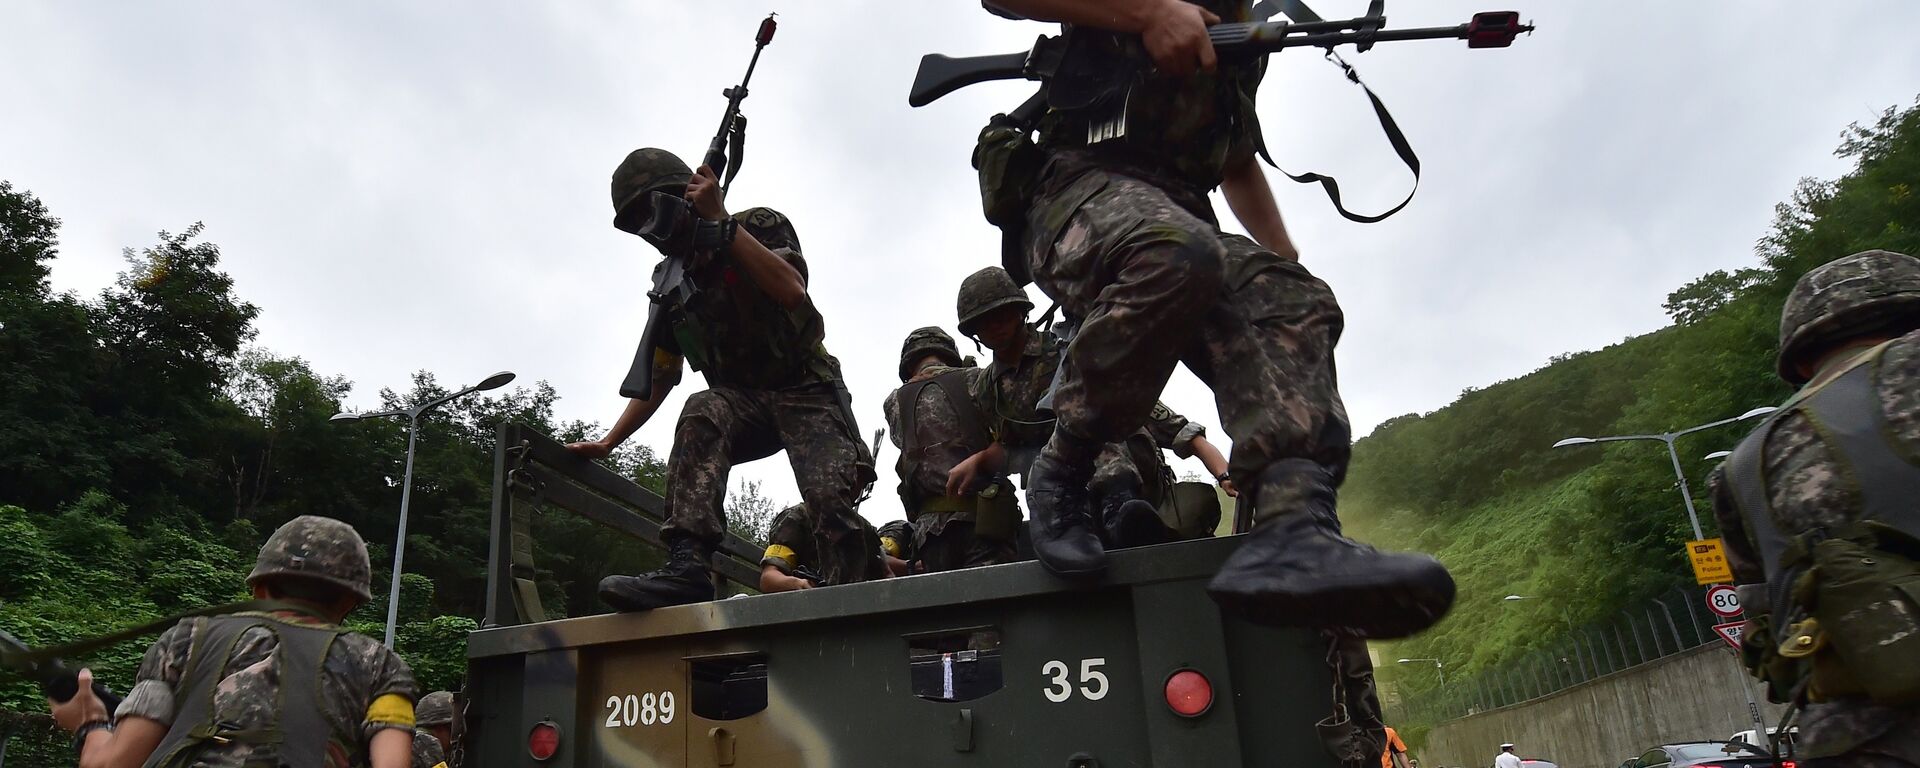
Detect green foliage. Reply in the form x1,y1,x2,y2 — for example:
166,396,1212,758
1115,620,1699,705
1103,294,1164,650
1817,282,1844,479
1364,97,1920,723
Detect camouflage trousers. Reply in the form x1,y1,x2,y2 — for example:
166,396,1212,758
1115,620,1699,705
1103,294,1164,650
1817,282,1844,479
1024,167,1350,521
1799,701,1920,766
665,381,882,584
912,516,1019,573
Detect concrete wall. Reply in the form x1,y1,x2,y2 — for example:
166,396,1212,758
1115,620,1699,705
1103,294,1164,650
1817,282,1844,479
1416,644,1787,768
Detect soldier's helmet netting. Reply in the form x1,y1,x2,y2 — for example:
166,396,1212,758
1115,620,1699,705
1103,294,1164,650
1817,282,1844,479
610,147,693,216
416,691,457,726
898,326,964,380
1778,249,1920,384
956,267,1033,335
247,515,374,602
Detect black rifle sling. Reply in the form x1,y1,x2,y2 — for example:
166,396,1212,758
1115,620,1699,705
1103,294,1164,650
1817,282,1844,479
1258,50,1421,224
725,114,747,190
144,616,343,768
2,599,326,668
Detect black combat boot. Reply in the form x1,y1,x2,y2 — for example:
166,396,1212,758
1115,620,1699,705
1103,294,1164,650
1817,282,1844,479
598,536,715,612
1025,447,1107,581
1101,493,1174,549
1208,459,1454,638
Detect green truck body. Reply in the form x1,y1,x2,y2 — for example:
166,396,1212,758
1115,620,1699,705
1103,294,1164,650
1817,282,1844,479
466,424,1343,767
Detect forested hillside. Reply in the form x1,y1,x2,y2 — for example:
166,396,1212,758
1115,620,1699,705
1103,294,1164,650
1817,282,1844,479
0,180,793,762
1352,97,1920,726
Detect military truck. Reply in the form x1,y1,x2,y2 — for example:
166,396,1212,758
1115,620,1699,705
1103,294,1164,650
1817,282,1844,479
461,424,1349,767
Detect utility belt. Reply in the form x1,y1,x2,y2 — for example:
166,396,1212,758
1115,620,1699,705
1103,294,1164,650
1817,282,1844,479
913,479,1020,543
1742,522,1920,708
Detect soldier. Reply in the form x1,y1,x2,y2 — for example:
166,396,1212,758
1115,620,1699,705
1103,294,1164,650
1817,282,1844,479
1710,250,1920,766
48,515,418,768
412,691,455,768
571,148,883,611
760,506,913,593
884,326,1019,571
974,0,1453,638
953,267,1233,550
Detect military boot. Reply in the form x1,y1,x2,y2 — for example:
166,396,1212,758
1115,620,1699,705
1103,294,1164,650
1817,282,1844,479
1208,459,1454,638
1026,448,1107,580
1101,493,1174,550
598,536,715,612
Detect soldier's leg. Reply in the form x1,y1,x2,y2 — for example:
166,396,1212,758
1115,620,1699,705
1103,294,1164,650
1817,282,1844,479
1090,441,1171,549
1199,235,1453,638
601,387,778,611
772,382,883,585
1022,170,1228,578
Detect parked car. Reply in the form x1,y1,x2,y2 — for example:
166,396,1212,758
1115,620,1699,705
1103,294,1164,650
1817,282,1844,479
1730,727,1799,758
1622,741,1792,768
1519,760,1560,768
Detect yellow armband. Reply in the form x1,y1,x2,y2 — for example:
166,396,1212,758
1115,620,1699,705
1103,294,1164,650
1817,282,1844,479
365,693,416,728
762,544,798,570
880,537,903,558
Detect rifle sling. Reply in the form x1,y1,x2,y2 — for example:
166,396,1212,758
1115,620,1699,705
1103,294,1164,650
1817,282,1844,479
1259,50,1420,224
0,600,330,667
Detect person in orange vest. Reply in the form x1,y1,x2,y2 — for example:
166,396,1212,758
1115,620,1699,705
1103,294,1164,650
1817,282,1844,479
1382,725,1410,768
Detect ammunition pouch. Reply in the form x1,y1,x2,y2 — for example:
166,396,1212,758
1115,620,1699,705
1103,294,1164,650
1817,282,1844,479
1794,526,1920,705
1739,612,1806,704
973,480,1021,542
972,113,1046,284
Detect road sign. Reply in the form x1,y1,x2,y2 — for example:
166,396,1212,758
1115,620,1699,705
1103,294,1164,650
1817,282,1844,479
1706,584,1742,617
1688,538,1731,585
1713,621,1744,650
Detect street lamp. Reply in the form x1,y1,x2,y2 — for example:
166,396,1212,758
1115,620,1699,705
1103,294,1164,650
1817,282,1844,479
1396,657,1446,686
334,370,515,647
1551,406,1777,540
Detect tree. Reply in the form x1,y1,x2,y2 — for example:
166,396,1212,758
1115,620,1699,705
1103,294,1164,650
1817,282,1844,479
726,480,782,544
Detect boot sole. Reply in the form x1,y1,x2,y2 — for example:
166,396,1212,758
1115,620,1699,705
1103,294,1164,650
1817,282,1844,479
598,580,713,613
1206,569,1456,639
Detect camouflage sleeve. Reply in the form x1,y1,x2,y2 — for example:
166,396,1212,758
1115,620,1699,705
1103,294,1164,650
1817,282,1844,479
1707,463,1765,587
114,620,197,725
412,728,447,768
1881,330,1920,446
361,644,420,740
1142,401,1206,458
883,389,905,449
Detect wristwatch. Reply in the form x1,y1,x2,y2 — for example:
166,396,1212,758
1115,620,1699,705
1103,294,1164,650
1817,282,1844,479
1215,471,1231,485
691,217,738,252
73,720,113,756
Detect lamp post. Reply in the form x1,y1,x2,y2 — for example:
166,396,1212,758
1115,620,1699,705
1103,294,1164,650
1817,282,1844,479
1551,406,1777,540
334,370,515,647
1396,657,1446,687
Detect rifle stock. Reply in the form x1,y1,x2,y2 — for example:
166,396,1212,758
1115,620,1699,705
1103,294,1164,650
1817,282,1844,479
908,51,1033,108
1,629,123,711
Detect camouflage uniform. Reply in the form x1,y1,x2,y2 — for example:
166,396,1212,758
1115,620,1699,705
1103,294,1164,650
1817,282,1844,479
413,691,453,768
760,504,821,579
639,203,882,585
411,729,446,768
1709,251,1920,765
114,516,418,768
885,361,1017,570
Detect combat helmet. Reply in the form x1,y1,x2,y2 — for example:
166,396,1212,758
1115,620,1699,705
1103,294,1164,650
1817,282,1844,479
416,691,456,727
898,326,963,381
1777,249,1920,384
956,266,1033,336
246,515,374,602
610,147,693,232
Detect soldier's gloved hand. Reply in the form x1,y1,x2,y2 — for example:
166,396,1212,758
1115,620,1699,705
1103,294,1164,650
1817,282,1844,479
1141,0,1220,76
685,166,729,222
565,439,613,459
49,668,109,732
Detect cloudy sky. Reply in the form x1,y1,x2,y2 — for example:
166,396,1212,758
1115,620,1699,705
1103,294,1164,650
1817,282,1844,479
5,1,1918,526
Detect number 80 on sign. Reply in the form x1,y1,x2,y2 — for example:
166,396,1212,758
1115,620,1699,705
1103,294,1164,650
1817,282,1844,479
1706,584,1741,618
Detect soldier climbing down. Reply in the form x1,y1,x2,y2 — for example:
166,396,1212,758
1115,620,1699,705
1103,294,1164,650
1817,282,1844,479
47,515,419,768
571,148,884,612
884,326,1019,571
1711,250,1920,766
411,691,455,768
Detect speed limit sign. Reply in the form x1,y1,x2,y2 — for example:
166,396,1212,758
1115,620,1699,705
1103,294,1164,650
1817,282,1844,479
1706,584,1742,617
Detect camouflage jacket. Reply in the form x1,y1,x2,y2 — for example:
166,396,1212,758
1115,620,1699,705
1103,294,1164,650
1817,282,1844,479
1035,0,1264,195
115,612,417,768
411,729,446,768
884,364,991,506
760,504,818,576
651,207,844,392
1709,330,1920,756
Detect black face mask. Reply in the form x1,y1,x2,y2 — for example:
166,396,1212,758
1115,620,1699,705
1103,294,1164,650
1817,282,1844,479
618,190,697,255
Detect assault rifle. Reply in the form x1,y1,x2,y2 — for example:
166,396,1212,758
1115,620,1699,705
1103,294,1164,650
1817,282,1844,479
619,14,779,400
1,629,123,711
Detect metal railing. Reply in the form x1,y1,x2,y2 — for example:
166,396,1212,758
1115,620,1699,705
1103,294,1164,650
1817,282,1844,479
1393,586,1730,725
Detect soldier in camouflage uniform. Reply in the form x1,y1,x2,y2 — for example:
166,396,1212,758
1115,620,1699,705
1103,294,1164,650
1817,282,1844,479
954,267,1233,549
979,0,1453,639
572,148,883,611
1709,250,1920,766
884,326,1019,571
49,515,419,768
411,691,454,768
760,506,914,593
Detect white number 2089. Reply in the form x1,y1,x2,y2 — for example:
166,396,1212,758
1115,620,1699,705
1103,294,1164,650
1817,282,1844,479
603,692,675,727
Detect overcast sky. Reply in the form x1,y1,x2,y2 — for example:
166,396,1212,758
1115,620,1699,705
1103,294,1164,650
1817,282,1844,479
6,1,1918,526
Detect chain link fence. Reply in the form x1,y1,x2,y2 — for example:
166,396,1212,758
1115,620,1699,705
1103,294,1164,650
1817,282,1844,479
1394,586,1734,725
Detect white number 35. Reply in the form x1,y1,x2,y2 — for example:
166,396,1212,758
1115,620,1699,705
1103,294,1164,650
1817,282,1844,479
1042,658,1110,703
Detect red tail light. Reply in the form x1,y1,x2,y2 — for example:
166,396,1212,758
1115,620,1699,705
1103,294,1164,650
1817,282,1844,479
1163,669,1213,717
1782,762,1796,768
528,720,560,761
